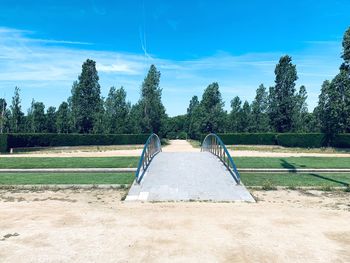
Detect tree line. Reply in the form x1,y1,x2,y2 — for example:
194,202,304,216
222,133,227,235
0,27,349,141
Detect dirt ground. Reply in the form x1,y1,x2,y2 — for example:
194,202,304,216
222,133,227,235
0,189,349,263
2,140,350,157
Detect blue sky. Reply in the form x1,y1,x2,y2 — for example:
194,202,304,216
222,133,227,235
0,0,349,116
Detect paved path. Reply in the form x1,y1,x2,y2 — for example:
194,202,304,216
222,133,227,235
126,152,255,202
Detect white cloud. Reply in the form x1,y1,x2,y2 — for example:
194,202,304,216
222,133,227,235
0,27,344,116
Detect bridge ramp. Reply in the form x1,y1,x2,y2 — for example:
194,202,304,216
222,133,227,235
126,152,254,202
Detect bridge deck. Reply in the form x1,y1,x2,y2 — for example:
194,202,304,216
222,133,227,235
126,152,254,202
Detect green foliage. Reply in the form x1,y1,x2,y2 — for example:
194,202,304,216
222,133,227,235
0,134,8,152
56,102,71,133
317,27,350,138
251,84,269,132
70,59,102,133
9,86,24,133
317,71,350,138
165,115,186,139
139,65,167,135
293,85,309,131
240,101,252,132
185,95,199,138
269,55,298,132
228,96,242,132
27,100,46,133
105,86,130,134
332,134,350,148
193,82,226,135
4,133,149,150
0,98,8,134
45,106,57,133
342,27,350,64
218,133,277,145
276,133,327,148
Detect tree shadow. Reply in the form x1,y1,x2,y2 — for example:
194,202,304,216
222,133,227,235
280,159,297,170
280,159,308,170
308,173,349,187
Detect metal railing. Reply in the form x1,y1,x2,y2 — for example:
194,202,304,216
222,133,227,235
201,133,241,184
135,133,162,184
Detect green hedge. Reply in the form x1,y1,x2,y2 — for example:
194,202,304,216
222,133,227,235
1,133,149,152
275,133,327,148
0,134,8,152
218,133,277,145
333,134,350,148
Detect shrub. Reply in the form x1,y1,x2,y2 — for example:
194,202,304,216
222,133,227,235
0,134,8,152
332,134,350,148
177,131,187,140
275,133,327,148
1,133,150,152
166,132,177,140
218,133,277,145
261,180,277,191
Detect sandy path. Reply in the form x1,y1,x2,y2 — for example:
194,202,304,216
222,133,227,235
0,189,349,262
1,140,350,157
162,139,199,152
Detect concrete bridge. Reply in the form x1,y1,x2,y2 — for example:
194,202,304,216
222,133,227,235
126,134,255,202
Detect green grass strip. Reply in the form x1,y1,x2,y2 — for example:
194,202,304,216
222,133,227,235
0,156,350,169
0,173,134,185
241,173,350,187
0,157,139,169
233,157,350,169
1,172,349,187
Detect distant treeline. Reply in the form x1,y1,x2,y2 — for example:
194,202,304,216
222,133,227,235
0,27,350,144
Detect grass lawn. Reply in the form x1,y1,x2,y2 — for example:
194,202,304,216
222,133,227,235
241,173,350,187
1,156,350,169
0,157,139,169
233,157,350,169
0,173,134,185
0,172,348,187
227,144,350,154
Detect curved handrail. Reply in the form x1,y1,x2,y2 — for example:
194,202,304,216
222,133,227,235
201,133,241,184
135,133,162,184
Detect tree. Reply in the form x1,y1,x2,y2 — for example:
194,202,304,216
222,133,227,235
317,27,350,138
105,86,130,133
269,55,298,132
240,101,252,132
185,95,199,137
197,82,226,134
27,101,46,133
293,85,309,132
126,103,142,134
46,106,57,133
251,84,269,132
139,65,167,135
228,96,242,132
0,98,7,133
342,26,350,66
71,59,102,133
9,86,24,133
56,102,71,133
165,115,187,138
26,99,35,132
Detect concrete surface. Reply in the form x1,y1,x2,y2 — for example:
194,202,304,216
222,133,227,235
126,152,255,202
